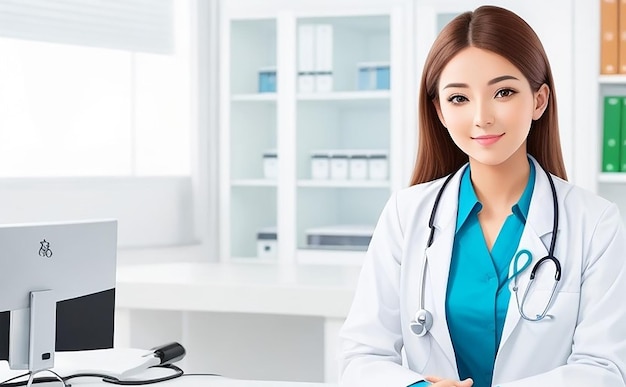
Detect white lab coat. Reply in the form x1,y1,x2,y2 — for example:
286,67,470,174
338,157,626,387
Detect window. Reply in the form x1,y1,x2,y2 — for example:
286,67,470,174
0,0,191,177
0,0,202,250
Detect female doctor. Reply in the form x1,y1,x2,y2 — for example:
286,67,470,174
338,5,626,387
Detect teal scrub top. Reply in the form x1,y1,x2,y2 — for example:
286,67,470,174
443,160,535,387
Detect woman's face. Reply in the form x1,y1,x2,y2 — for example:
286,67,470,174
434,47,549,167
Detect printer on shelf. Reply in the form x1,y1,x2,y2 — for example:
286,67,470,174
305,224,374,251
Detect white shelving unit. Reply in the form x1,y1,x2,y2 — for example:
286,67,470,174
220,0,413,265
574,1,626,222
597,79,626,193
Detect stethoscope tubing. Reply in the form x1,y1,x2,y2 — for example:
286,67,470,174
414,161,561,334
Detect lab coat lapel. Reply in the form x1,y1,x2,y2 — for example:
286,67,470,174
424,167,465,371
499,158,556,351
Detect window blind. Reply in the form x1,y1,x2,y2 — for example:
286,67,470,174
0,0,173,54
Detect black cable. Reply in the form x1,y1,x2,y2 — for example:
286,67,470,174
99,365,183,385
0,372,30,386
1,371,67,387
0,364,186,387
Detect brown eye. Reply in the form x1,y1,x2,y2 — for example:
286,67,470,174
496,88,516,98
447,95,468,104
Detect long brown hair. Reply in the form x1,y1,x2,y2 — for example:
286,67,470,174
410,5,567,185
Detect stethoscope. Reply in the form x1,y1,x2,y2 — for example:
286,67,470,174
410,162,562,337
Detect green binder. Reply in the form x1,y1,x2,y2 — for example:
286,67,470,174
622,98,626,172
602,96,621,172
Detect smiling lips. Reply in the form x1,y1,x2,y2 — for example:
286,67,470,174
472,133,504,146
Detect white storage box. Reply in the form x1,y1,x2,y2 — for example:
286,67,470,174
349,151,368,180
263,150,278,179
329,151,349,180
257,227,277,259
311,151,330,179
368,150,388,180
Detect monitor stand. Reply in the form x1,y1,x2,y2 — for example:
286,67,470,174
9,290,56,373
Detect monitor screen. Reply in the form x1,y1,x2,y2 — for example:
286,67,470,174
0,219,117,370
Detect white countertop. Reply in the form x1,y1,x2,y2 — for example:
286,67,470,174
1,365,336,386
115,257,361,318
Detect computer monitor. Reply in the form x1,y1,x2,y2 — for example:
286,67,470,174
0,219,117,373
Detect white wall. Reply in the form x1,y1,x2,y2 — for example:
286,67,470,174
0,178,195,249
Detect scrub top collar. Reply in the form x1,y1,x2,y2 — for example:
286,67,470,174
455,158,536,233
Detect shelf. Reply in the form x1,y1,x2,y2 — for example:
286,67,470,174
222,6,405,265
231,93,277,102
298,91,390,109
297,92,390,109
297,91,390,109
599,75,626,84
298,90,389,100
232,179,278,187
598,173,626,183
297,179,389,188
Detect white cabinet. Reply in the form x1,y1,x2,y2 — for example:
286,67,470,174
224,18,278,260
574,1,626,221
219,0,616,267
220,0,413,264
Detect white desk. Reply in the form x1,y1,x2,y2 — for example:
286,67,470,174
2,375,335,387
80,376,335,386
115,260,360,318
114,252,360,383
1,362,337,386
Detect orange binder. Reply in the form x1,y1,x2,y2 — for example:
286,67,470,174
620,0,626,72
601,0,619,74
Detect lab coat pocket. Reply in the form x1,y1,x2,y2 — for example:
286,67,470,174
404,333,432,374
516,286,558,321
516,291,578,359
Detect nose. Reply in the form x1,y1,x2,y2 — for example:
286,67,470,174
474,101,494,128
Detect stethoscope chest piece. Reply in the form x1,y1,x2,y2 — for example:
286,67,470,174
410,309,433,337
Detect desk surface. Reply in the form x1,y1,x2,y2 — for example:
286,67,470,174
117,375,336,386
76,376,336,386
115,252,361,318
1,365,337,386
1,375,336,387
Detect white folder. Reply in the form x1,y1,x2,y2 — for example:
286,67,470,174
298,24,315,93
314,24,333,92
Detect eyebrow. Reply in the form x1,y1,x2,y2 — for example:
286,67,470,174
442,75,520,89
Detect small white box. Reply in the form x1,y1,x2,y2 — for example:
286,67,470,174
330,152,349,180
258,66,277,93
263,150,278,179
298,73,315,93
349,151,368,180
357,62,390,91
315,73,333,93
368,151,388,180
257,227,277,259
311,151,330,180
